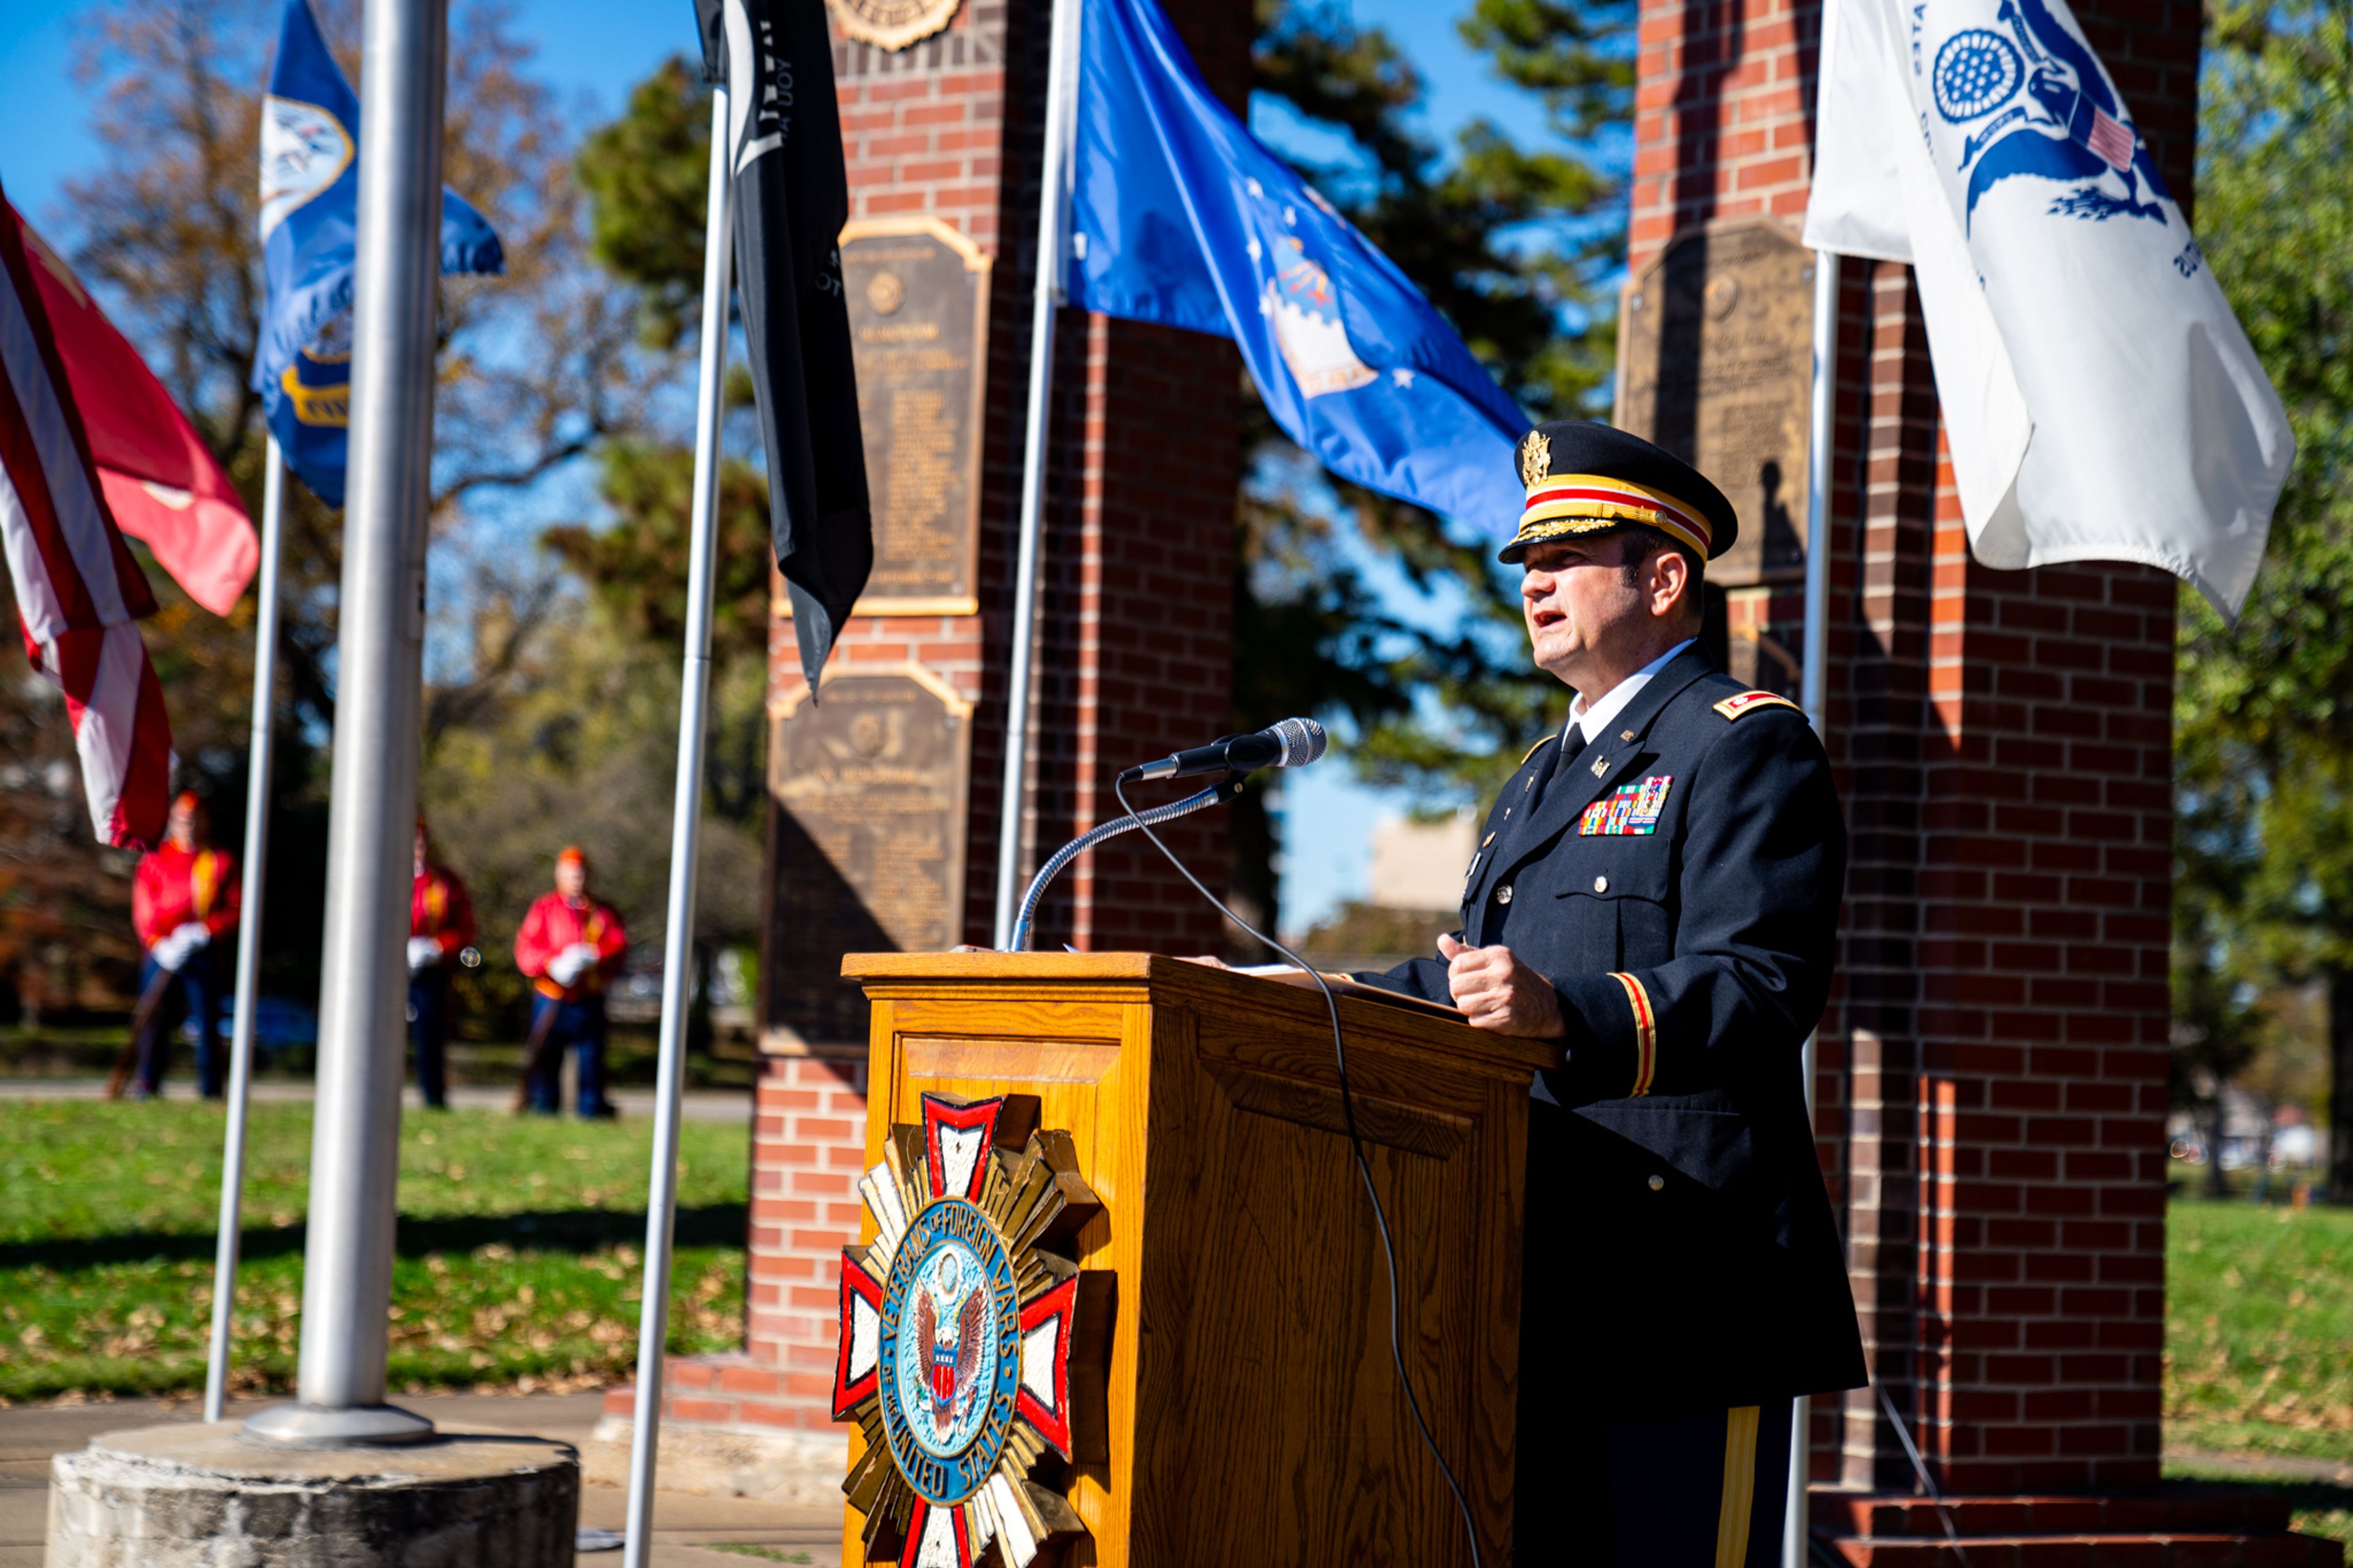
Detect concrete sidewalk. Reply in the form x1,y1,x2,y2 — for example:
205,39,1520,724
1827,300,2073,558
0,1080,752,1123
0,1390,836,1567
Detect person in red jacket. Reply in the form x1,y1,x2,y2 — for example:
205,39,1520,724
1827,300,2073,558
407,819,477,1110
513,844,627,1116
129,791,240,1099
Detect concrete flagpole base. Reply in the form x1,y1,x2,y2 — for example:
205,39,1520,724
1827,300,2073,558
45,1422,579,1567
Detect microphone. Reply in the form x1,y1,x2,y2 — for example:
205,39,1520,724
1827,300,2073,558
1119,716,1327,782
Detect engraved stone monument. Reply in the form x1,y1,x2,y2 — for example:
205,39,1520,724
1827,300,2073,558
1615,217,1816,589
765,668,972,1048
839,216,990,615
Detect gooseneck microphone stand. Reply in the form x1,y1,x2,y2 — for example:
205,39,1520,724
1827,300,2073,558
1005,774,1244,952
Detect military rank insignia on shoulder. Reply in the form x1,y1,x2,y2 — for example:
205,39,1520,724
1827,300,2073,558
1713,691,1801,721
1580,776,1673,836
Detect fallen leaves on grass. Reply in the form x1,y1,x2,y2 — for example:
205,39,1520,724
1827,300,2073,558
0,1102,749,1403
2165,1198,2353,1461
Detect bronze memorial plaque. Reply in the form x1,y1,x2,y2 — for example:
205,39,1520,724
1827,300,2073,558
765,668,972,1048
1615,217,1815,588
762,664,964,1045
828,0,960,53
839,216,990,616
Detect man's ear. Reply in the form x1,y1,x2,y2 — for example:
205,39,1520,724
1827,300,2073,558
1648,547,1695,620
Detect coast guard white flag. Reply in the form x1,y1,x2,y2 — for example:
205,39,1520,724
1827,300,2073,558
1803,0,2292,618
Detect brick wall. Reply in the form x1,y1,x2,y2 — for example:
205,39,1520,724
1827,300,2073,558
661,0,1248,1445
1024,311,1240,953
1629,0,2198,1495
767,0,1243,955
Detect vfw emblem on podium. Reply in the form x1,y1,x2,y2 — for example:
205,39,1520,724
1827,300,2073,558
834,1093,1098,1566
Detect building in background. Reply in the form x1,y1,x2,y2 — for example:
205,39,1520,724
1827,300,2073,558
1366,809,1476,913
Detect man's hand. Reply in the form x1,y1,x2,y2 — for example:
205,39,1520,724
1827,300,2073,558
1437,934,1564,1038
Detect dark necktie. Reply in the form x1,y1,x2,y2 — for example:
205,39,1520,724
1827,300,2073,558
1534,724,1583,811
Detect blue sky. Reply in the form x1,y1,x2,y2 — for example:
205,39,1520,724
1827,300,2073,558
0,0,1565,935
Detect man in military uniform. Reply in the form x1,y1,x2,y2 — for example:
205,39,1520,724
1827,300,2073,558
513,844,628,1118
129,791,241,1099
407,819,477,1110
1365,421,1864,1567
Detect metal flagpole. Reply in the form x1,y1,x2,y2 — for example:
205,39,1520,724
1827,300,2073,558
1786,247,1840,1568
620,85,734,1568
244,0,447,1447
991,0,1080,950
204,440,286,1425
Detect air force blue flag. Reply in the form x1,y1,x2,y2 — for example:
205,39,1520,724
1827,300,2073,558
1067,0,1526,529
1805,0,2290,618
253,0,502,506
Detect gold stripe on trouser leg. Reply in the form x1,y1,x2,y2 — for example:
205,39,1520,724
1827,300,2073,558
1713,1405,1762,1568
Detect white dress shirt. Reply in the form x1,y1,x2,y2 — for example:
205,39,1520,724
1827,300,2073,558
1566,637,1697,749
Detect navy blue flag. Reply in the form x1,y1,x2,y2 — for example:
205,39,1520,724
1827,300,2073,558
252,0,503,506
1068,0,1527,528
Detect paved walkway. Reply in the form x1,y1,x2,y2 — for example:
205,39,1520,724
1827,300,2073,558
2165,1446,2353,1485
0,1390,836,1567
0,1079,752,1123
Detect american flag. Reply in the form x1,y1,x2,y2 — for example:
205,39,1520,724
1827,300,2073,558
0,181,174,849
2085,105,2135,174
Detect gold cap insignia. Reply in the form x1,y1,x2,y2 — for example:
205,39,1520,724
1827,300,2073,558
1518,429,1551,491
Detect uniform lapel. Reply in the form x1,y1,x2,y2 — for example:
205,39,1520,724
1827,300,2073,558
1494,646,1715,877
1464,738,1556,928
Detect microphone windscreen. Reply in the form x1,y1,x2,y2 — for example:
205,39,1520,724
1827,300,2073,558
1271,716,1328,767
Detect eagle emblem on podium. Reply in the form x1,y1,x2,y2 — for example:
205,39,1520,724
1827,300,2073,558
833,1092,1101,1567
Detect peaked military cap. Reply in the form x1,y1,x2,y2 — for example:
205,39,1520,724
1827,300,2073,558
1498,420,1738,565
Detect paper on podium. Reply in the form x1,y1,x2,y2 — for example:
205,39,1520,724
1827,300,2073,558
1230,963,1468,1020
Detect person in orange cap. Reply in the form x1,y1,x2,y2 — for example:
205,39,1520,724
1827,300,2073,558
512,844,627,1116
407,819,477,1110
129,790,241,1098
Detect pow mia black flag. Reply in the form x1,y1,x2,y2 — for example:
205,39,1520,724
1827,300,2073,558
697,0,870,690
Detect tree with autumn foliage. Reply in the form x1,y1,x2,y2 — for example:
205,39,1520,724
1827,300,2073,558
0,0,648,1019
2173,1,2353,1197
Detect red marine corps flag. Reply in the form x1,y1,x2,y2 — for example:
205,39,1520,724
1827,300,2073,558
11,205,255,616
0,180,175,849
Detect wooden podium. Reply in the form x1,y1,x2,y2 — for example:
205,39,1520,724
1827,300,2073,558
837,952,1553,1568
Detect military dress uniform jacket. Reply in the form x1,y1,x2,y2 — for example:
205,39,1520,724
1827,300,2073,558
1366,646,1866,1412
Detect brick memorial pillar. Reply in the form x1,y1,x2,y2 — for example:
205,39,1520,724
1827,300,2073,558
1621,2,2333,1558
597,0,1248,1489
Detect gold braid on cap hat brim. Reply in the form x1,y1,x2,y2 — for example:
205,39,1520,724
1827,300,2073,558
1507,472,1714,561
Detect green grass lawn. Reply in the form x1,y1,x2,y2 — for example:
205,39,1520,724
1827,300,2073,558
2166,1194,2353,1467
0,1100,748,1403
9,1093,2353,1513
0,1023,757,1089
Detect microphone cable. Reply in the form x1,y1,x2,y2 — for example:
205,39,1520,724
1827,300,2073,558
1113,773,1486,1568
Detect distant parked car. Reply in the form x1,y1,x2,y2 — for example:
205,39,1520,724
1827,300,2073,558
180,998,320,1055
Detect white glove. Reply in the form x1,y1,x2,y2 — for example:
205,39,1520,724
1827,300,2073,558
546,942,599,987
407,936,442,973
154,922,210,973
